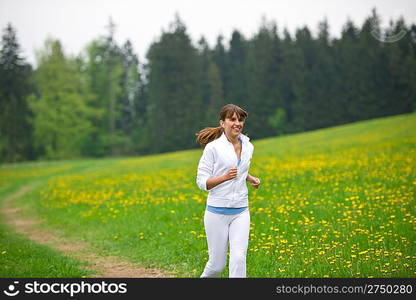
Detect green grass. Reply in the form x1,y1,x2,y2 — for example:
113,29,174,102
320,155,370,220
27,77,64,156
0,224,92,277
1,112,415,277
0,158,117,278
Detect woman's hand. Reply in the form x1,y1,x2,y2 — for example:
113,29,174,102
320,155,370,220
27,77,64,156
207,167,237,190
223,167,238,181
248,175,261,189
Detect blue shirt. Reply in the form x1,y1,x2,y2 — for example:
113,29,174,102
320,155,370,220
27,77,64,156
206,205,248,215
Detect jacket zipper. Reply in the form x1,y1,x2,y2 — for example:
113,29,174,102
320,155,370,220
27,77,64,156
231,138,243,202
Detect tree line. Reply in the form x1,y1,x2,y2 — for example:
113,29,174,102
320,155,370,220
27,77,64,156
1,9,415,163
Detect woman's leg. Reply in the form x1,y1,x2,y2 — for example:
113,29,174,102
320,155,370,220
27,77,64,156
200,210,229,278
228,209,250,277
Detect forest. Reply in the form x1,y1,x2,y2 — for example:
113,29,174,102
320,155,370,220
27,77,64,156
1,9,415,163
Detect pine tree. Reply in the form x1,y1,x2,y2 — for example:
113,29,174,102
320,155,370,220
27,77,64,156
206,60,224,124
197,37,214,123
245,18,283,138
198,36,224,126
118,39,143,154
212,35,229,101
145,14,203,153
312,18,338,128
332,19,361,124
84,18,124,156
0,23,34,162
292,26,316,131
353,8,385,121
226,30,248,115
382,17,416,115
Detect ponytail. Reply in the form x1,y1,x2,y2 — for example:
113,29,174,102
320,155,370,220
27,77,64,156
195,126,223,149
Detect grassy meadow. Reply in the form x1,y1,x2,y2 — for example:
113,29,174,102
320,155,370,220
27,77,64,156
1,113,415,277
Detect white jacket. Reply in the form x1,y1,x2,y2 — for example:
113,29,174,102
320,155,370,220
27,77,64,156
196,131,254,208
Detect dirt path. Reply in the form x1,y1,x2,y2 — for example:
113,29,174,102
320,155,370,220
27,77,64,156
1,182,173,278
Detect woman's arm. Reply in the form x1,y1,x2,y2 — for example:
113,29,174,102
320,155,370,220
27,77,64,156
196,146,215,191
206,167,237,190
206,175,227,190
246,173,261,189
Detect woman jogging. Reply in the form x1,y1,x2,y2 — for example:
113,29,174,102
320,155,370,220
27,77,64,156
195,103,261,278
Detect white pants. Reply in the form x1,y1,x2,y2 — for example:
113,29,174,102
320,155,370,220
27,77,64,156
200,209,250,278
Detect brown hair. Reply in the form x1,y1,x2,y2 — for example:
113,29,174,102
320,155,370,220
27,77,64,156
195,104,248,148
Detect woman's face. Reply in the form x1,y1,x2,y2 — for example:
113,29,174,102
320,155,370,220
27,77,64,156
220,112,245,139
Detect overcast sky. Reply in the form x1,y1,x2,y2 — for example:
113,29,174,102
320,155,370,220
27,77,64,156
1,0,415,66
